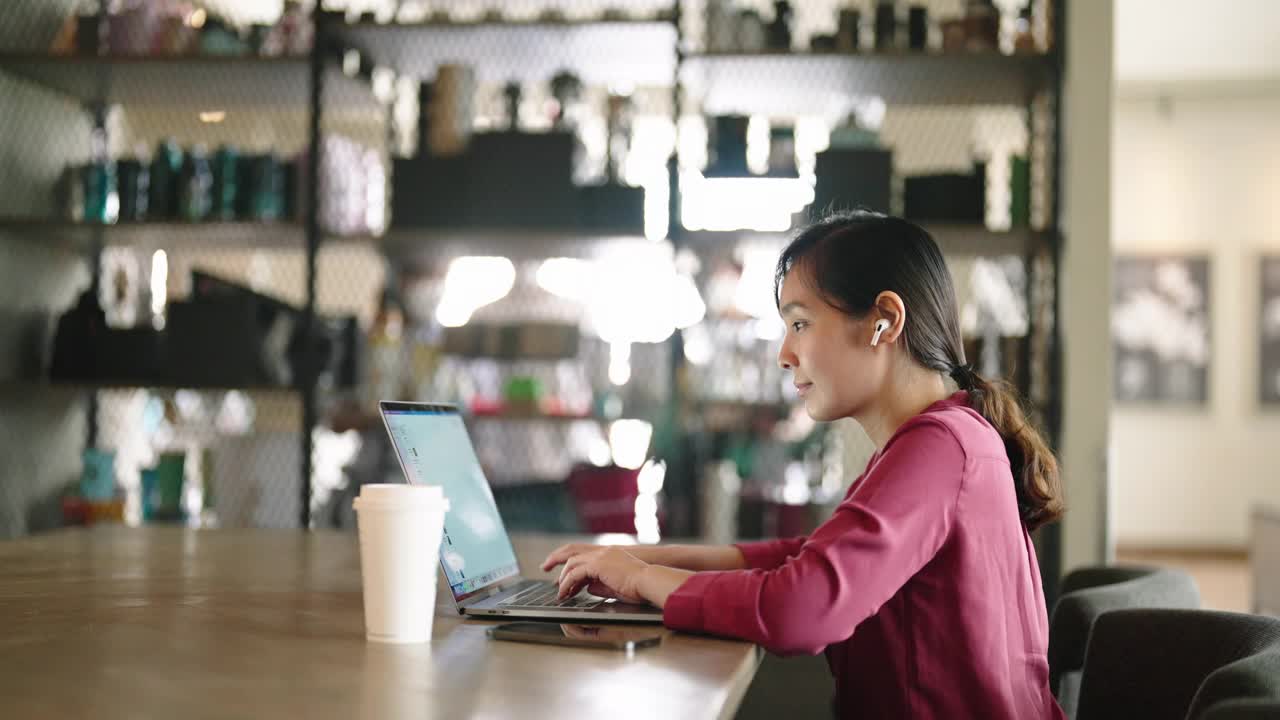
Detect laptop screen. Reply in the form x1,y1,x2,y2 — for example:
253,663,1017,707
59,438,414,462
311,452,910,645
380,403,521,601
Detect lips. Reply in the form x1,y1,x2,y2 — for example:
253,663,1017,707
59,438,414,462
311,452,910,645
795,382,813,397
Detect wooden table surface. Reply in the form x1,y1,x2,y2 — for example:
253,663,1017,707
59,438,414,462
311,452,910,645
0,527,760,720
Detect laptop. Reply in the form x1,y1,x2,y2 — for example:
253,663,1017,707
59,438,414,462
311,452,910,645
378,400,664,623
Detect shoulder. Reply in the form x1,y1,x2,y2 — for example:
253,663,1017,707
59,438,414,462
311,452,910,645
852,413,968,509
882,411,969,463
867,415,968,494
899,401,1006,462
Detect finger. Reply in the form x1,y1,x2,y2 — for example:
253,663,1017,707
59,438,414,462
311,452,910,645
563,565,590,599
557,549,597,585
540,544,576,571
557,554,580,585
558,565,591,600
560,566,581,594
544,543,595,572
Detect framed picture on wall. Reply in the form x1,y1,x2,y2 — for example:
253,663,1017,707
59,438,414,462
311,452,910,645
1112,255,1210,405
1261,256,1280,405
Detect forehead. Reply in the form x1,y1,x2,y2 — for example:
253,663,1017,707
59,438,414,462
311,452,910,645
778,266,820,308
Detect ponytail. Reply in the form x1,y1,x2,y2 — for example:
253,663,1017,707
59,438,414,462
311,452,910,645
950,365,1064,531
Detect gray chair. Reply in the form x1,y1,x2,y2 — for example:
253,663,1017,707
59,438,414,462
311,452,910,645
734,652,834,720
1050,566,1201,717
1187,648,1280,720
1196,700,1280,720
1075,609,1280,720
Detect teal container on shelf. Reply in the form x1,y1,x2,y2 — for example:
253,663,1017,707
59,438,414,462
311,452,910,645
140,467,158,522
211,145,239,220
153,452,186,522
82,159,117,223
79,449,116,502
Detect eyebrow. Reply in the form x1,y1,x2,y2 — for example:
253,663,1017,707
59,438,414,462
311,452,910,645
779,301,809,316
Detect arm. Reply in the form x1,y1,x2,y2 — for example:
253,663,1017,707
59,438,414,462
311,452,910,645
542,542,747,573
663,420,965,656
733,537,809,570
630,540,813,606
653,544,749,571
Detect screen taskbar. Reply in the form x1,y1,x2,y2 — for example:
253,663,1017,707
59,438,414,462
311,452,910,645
452,563,521,601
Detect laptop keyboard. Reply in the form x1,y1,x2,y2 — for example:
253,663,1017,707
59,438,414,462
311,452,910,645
499,582,603,609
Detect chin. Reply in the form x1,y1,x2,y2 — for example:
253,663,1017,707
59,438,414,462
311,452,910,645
803,400,843,423
804,392,860,422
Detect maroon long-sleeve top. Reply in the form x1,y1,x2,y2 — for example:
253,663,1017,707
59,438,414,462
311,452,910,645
664,393,1065,719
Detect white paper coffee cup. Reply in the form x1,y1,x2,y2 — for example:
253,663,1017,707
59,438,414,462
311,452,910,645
353,484,449,644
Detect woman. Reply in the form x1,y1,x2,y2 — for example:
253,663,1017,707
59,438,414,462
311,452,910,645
543,212,1066,719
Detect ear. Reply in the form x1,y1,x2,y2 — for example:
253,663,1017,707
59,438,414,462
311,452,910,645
871,291,907,345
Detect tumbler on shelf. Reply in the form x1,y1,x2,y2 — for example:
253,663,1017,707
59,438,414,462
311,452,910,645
706,0,736,52
242,153,286,221
875,1,898,50
767,0,793,52
837,8,861,52
908,5,928,50
964,0,999,51
179,144,213,221
211,145,239,221
82,157,117,224
737,9,766,52
117,159,150,222
149,139,183,220
153,451,186,523
79,449,117,502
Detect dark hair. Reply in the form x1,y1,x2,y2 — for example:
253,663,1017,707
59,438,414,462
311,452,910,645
775,211,1064,531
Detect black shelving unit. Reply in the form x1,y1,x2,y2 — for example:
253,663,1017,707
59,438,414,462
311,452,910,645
336,17,677,86
0,53,376,107
1,2,1067,583
682,50,1054,111
0,219,381,251
0,7,385,530
681,225,1053,259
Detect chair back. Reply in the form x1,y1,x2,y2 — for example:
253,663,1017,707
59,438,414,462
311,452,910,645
1075,609,1280,720
1186,647,1280,720
1050,567,1201,696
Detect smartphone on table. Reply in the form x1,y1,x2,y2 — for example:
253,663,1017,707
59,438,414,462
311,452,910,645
487,622,663,651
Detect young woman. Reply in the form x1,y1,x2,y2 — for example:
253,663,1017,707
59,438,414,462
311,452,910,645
543,212,1066,719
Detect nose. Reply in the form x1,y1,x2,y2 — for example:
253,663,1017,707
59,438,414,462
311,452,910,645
778,336,796,370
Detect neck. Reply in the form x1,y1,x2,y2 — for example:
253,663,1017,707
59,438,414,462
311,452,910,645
856,362,952,449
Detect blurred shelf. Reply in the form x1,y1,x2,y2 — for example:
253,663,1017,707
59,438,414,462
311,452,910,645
679,224,1052,257
918,224,1053,256
693,398,791,433
0,379,81,392
380,228,656,264
681,50,1055,112
695,398,790,411
48,379,300,393
0,219,380,250
468,411,602,423
0,54,377,108
337,18,677,86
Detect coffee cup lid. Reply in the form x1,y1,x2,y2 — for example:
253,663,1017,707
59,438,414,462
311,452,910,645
353,483,449,512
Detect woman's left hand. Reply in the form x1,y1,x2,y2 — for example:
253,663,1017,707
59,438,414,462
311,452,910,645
556,547,651,604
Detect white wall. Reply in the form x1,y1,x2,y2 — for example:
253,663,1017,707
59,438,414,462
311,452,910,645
1116,0,1280,86
1111,91,1280,548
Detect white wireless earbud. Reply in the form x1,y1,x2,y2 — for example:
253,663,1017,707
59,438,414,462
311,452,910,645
870,319,890,347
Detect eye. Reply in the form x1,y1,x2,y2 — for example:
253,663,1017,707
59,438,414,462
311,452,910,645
791,320,808,333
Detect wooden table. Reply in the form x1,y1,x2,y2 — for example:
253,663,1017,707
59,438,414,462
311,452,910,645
0,527,760,720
